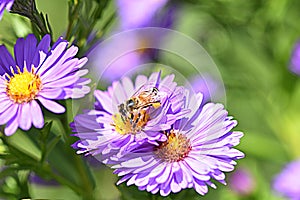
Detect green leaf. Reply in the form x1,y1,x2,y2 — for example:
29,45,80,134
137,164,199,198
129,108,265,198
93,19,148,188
44,135,62,161
3,130,41,162
39,122,52,142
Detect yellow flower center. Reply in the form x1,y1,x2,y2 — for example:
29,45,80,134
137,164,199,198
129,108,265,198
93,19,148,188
112,110,149,135
155,130,191,162
6,66,42,104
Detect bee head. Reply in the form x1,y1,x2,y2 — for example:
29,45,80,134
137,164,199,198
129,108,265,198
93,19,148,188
152,87,159,94
126,99,135,109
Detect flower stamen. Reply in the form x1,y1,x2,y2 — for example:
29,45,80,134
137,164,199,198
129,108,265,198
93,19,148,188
155,130,192,162
6,66,42,104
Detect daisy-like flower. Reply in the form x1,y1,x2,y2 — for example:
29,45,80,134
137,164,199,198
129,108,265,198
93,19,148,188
112,91,244,196
273,160,300,200
0,0,14,20
0,34,90,136
72,72,189,163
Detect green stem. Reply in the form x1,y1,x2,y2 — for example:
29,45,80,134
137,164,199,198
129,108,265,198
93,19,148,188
73,155,95,199
17,171,31,199
66,1,81,41
59,101,95,199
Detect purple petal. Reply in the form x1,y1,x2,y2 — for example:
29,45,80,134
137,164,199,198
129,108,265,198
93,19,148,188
38,88,64,99
4,114,19,136
30,100,44,128
38,41,68,76
134,75,148,89
0,98,13,113
38,97,65,113
156,164,172,184
0,104,18,125
32,34,51,68
0,45,16,75
193,179,208,195
170,177,181,193
94,90,113,114
19,102,32,130
23,34,38,71
14,37,25,69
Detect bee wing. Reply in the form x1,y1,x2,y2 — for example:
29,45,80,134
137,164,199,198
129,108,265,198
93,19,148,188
131,84,156,97
131,84,147,97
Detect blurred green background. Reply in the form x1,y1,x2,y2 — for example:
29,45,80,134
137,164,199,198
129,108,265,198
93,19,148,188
1,0,300,199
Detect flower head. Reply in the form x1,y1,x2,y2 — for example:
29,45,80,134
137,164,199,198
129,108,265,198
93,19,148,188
0,34,90,136
72,72,189,163
273,160,300,200
0,0,14,20
112,91,244,196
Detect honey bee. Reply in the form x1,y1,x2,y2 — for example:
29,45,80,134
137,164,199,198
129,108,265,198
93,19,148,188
118,87,163,126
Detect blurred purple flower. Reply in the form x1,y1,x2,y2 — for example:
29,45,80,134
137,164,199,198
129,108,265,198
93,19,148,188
229,168,255,195
117,0,168,29
99,51,144,82
72,72,188,164
273,160,300,200
0,0,14,20
187,74,220,104
113,91,244,196
290,41,300,75
0,34,90,136
87,2,178,83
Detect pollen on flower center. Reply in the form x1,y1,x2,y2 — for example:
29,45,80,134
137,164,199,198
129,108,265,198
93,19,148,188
155,130,192,162
112,110,150,135
6,66,42,104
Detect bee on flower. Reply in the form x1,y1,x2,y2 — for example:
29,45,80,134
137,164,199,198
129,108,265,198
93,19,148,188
72,72,190,163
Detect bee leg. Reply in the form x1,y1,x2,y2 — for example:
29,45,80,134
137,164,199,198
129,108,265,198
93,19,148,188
129,113,134,125
135,112,141,124
132,122,137,129
120,114,126,123
142,112,147,121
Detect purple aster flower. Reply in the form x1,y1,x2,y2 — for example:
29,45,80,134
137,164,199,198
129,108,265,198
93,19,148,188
117,0,168,29
0,34,90,136
290,41,300,75
0,0,14,20
112,91,244,196
72,72,189,163
273,160,300,200
229,168,255,195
